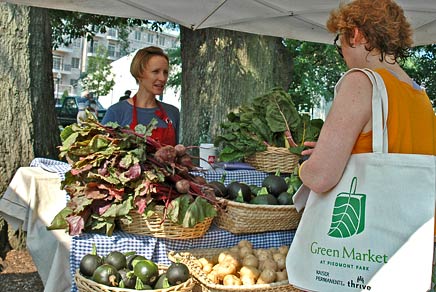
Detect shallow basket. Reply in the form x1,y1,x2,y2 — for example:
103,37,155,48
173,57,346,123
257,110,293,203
119,205,213,239
168,249,302,292
214,198,302,234
245,146,299,173
75,265,195,292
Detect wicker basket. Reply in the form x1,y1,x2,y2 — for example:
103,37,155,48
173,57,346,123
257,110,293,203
245,146,299,173
214,198,302,234
119,205,213,239
75,265,195,292
168,249,302,292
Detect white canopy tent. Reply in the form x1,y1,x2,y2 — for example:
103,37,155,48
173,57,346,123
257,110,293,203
1,0,436,46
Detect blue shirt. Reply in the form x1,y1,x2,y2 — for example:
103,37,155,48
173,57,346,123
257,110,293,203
102,100,180,143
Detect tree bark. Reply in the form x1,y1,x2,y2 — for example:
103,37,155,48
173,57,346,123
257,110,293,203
0,3,60,195
180,27,293,148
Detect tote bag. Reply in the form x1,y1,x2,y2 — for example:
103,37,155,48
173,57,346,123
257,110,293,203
286,68,436,292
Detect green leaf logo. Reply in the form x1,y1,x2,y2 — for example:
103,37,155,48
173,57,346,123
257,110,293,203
328,177,366,238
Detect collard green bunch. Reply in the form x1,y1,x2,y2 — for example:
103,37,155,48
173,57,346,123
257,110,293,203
215,88,323,162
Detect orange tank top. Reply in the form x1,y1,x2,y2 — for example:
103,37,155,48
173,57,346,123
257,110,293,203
351,68,436,234
352,68,435,155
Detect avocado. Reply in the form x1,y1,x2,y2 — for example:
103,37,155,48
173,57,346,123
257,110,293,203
262,175,288,197
250,194,278,205
227,182,252,202
208,181,228,198
277,192,294,205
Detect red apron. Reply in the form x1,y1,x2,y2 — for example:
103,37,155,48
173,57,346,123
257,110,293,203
130,95,177,146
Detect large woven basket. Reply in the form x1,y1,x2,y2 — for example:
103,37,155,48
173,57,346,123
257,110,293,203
119,205,213,239
245,146,299,173
168,249,302,292
214,198,302,234
75,265,195,292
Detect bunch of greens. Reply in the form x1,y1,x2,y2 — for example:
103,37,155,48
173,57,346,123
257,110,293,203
215,88,323,162
48,115,218,236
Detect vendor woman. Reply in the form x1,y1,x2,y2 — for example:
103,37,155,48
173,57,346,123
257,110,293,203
102,46,180,146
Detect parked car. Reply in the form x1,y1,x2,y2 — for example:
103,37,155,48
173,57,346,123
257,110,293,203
56,96,107,127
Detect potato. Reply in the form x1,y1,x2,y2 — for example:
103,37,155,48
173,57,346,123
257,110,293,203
223,274,242,286
240,274,256,285
278,245,289,255
239,246,253,258
257,251,272,262
239,265,260,280
273,253,286,267
276,270,288,282
198,257,211,268
257,269,276,284
238,240,253,249
213,262,238,281
202,263,214,274
207,271,220,284
259,258,278,272
242,254,259,268
229,245,240,255
222,254,241,270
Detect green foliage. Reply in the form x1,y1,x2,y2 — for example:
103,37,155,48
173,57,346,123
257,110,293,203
401,44,436,107
284,39,346,113
80,45,115,98
166,46,182,93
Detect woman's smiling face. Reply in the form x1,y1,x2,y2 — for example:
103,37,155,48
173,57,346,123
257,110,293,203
139,55,169,96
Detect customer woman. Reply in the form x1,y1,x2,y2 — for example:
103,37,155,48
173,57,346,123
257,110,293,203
299,0,435,193
102,46,180,146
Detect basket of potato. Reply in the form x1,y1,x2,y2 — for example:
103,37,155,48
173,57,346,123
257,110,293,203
168,240,302,292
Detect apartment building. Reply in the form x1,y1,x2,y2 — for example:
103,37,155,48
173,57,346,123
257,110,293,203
52,27,179,100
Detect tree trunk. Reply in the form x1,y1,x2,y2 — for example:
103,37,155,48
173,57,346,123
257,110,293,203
180,27,293,148
0,3,60,195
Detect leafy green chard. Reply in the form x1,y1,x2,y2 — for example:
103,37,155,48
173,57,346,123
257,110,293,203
48,114,219,236
215,88,323,161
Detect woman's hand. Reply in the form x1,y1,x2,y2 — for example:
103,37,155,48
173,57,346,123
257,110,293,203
301,141,317,157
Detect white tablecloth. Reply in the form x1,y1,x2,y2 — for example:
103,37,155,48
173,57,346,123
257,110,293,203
0,167,71,292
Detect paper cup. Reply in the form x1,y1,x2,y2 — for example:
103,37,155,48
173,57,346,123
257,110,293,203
199,143,217,169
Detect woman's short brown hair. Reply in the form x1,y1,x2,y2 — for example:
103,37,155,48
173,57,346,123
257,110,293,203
326,0,413,62
130,46,169,82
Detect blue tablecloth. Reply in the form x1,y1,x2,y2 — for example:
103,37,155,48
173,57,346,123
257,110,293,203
30,158,296,292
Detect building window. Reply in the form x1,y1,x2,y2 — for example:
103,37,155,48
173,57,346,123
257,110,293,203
108,28,117,38
135,31,141,41
53,55,62,70
71,57,80,69
158,36,166,46
147,33,154,44
73,39,81,48
90,40,99,53
108,44,116,58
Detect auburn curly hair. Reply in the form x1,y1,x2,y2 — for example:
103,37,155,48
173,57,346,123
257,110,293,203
326,0,413,62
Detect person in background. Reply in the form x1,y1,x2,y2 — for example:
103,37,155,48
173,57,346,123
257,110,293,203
102,46,180,145
119,90,131,101
77,99,98,125
297,0,436,288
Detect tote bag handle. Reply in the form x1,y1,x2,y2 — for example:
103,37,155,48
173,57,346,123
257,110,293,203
335,68,389,154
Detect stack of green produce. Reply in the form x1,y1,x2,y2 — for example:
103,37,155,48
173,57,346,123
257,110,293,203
215,88,323,162
48,115,219,236
208,171,302,206
79,246,190,290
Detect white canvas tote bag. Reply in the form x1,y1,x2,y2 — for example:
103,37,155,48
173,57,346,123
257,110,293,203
286,68,436,292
